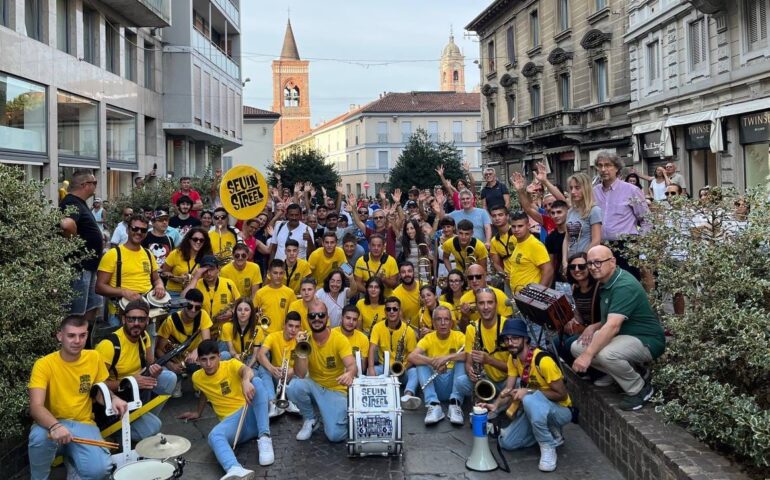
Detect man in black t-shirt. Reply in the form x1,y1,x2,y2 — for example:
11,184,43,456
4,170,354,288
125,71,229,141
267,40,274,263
544,200,568,286
169,195,201,237
60,171,104,332
480,168,511,211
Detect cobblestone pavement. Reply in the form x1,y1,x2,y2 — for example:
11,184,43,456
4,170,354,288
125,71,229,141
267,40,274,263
47,378,623,480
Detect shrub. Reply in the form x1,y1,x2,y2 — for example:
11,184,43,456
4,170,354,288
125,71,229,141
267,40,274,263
0,164,84,440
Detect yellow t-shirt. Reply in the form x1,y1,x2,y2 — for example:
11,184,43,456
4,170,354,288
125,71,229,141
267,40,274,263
209,230,237,259
460,287,514,324
442,237,489,271
416,330,466,369
220,262,263,297
261,331,297,368
253,285,295,333
490,227,517,276
306,329,353,394
196,277,241,333
440,291,466,311
354,253,399,294
507,349,571,407
369,320,417,366
220,322,265,357
28,350,108,425
417,301,458,330
284,259,312,294
508,235,550,294
355,300,385,335
163,249,199,292
288,299,311,332
98,245,158,292
192,358,247,420
333,327,370,361
464,321,509,383
156,310,213,354
95,328,152,379
392,283,422,322
308,247,347,285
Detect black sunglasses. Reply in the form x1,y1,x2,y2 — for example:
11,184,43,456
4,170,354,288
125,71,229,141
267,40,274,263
214,215,227,220
130,226,148,233
186,304,202,311
191,237,205,243
308,312,327,320
665,191,678,197
467,274,484,280
385,306,400,312
568,264,587,271
125,316,148,323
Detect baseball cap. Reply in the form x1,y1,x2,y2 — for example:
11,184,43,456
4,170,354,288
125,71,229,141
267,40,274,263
200,255,219,267
406,200,418,208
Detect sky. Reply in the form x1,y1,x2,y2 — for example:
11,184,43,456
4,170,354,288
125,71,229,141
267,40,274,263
240,0,490,126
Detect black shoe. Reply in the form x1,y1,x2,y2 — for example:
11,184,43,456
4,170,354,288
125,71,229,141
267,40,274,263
619,382,654,411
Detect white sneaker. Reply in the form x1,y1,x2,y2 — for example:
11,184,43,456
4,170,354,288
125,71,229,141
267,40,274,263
268,401,283,418
594,375,615,387
424,404,445,425
400,394,422,410
538,443,557,472
285,401,300,414
172,381,183,398
257,435,275,466
296,418,318,441
550,426,564,447
220,465,255,480
448,404,464,425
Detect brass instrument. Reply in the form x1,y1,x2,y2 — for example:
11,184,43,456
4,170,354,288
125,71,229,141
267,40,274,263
453,302,477,313
256,308,270,331
274,348,290,409
472,322,497,402
295,331,311,358
416,243,433,285
390,317,412,377
363,313,379,338
421,346,465,388
238,327,259,363
436,276,448,290
465,245,478,268
506,397,521,419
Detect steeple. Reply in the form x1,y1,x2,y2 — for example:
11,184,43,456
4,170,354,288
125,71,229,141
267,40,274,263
280,19,300,60
440,29,465,92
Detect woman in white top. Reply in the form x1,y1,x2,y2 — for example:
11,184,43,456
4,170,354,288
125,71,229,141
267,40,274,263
562,172,603,274
315,269,358,328
634,166,670,201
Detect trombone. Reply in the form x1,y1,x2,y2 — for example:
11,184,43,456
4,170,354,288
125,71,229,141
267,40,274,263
416,243,434,285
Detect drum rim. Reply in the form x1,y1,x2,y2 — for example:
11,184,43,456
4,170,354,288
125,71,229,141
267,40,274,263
113,459,176,475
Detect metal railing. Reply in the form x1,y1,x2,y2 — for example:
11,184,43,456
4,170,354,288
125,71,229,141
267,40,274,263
193,29,240,79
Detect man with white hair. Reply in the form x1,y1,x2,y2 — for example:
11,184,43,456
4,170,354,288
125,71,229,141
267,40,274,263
440,189,493,248
480,167,511,211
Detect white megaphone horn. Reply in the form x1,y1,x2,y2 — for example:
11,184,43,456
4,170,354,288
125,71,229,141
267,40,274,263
466,406,498,472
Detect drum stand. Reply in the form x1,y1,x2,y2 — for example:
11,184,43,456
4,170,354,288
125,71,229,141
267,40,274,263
93,377,143,468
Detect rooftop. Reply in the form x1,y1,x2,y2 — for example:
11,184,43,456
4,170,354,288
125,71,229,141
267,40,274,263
360,91,480,114
243,106,280,119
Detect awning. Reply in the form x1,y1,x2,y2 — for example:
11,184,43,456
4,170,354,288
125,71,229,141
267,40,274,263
0,158,44,166
59,161,99,169
716,98,770,118
665,110,716,127
632,121,665,135
107,165,140,173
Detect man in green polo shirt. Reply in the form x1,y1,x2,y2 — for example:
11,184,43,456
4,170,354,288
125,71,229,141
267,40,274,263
571,245,665,411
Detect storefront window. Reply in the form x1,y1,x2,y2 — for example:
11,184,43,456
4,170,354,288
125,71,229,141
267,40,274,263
0,74,46,153
58,92,98,158
744,143,770,190
689,150,718,193
106,106,136,163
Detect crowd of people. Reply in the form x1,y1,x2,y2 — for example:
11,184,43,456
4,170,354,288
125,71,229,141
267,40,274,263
32,151,752,480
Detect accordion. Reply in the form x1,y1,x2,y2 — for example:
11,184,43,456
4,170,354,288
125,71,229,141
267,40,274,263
513,284,574,332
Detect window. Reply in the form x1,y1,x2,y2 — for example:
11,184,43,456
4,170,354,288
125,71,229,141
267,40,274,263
559,0,570,31
1,0,8,27
378,150,388,169
203,72,210,127
192,65,201,124
744,143,770,189
0,74,47,153
594,58,608,102
530,85,541,117
488,103,496,129
106,22,119,74
476,120,482,139
57,91,97,158
453,121,463,142
453,70,459,81
428,121,439,142
355,152,360,169
530,10,540,47
377,121,388,143
647,40,661,85
506,26,516,65
145,116,157,156
144,42,155,90
355,124,359,145
125,32,137,82
487,40,495,72
596,0,607,10
284,86,299,107
688,18,708,71
401,121,412,142
559,74,571,109
106,107,136,163
744,0,768,51
83,7,98,66
506,94,516,123
25,0,44,41
57,0,71,53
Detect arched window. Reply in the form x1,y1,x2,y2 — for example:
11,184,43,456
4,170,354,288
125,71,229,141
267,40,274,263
284,86,300,107
453,70,459,81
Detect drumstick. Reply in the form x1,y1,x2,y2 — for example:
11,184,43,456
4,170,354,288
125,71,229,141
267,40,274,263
232,404,248,449
48,435,119,449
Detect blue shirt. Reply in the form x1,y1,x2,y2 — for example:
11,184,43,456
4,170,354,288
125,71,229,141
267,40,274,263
448,208,491,241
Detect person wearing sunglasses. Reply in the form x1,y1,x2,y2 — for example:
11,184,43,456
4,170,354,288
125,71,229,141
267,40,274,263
161,227,213,299
97,215,166,327
571,245,665,411
95,299,177,440
208,207,239,262
458,264,513,330
221,244,263,298
287,301,356,442
554,253,600,366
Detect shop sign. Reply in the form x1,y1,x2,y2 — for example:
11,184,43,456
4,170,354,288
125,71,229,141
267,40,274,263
685,122,711,150
641,131,664,159
739,110,770,144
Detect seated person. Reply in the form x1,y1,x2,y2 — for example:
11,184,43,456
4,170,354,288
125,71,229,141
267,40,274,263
256,312,302,418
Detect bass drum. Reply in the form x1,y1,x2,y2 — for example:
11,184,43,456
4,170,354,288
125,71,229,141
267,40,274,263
112,459,177,480
347,375,402,457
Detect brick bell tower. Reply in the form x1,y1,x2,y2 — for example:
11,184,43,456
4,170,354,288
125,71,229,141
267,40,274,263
272,19,311,155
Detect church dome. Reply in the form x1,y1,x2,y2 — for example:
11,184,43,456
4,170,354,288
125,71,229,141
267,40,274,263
442,35,462,58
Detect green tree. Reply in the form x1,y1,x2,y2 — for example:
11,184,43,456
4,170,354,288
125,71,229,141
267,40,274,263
0,164,84,440
388,128,466,193
267,147,340,199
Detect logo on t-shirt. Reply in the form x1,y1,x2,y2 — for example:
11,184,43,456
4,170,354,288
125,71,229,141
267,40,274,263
280,299,287,308
244,279,252,289
326,356,337,368
79,374,92,394
515,253,523,264
143,261,151,273
220,380,231,396
220,294,228,304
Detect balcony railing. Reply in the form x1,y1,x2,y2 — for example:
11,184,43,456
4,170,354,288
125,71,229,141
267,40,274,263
528,110,584,137
212,0,240,26
101,0,171,27
193,29,240,80
483,124,525,148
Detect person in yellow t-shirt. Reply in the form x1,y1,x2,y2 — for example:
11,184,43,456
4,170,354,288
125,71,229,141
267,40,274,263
507,211,554,294
288,277,317,332
254,259,297,334
392,261,422,323
183,255,241,345
283,239,312,295
407,306,467,425
353,234,399,294
28,316,128,479
442,219,489,274
459,263,514,330
208,207,238,260
160,227,213,294
489,205,516,288
439,269,468,311
220,297,266,365
416,285,457,333
177,340,274,475
95,300,177,440
333,305,369,369
476,318,571,473
256,311,302,417
155,288,213,378
308,231,347,285
220,244,263,297
286,301,355,442
355,276,386,337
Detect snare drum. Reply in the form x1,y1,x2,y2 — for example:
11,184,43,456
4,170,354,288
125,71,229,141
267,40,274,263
347,375,403,457
112,459,181,480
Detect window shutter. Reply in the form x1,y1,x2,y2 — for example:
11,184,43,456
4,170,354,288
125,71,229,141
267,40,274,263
747,0,769,49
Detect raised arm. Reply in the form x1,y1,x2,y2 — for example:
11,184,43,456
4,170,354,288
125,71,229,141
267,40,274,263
510,172,544,224
535,162,566,201
435,164,458,196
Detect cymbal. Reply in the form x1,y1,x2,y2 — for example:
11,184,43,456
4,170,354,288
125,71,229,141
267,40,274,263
135,434,191,459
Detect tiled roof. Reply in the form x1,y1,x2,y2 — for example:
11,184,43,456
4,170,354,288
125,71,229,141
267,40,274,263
243,106,280,118
360,91,480,113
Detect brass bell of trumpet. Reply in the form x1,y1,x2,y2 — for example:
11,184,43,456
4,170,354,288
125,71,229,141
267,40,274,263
474,378,497,402
465,245,478,266
295,333,312,358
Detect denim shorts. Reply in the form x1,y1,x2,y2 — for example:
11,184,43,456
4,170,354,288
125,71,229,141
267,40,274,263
69,270,103,316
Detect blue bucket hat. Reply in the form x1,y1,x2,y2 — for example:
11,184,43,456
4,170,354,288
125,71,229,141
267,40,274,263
499,317,529,341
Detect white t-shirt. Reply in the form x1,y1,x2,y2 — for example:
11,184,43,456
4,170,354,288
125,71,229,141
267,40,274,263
268,220,314,260
650,179,667,201
315,288,349,328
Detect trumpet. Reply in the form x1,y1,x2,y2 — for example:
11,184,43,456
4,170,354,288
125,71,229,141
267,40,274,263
295,331,311,358
275,348,290,409
465,245,478,268
472,322,497,402
416,243,433,285
421,346,465,389
390,317,412,377
256,308,270,331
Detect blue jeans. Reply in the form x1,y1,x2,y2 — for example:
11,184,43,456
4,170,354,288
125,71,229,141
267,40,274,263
131,369,177,440
28,420,111,480
207,378,270,472
254,365,277,401
453,371,508,403
68,270,103,315
218,341,232,360
286,377,348,442
374,364,419,394
416,361,466,404
498,391,572,450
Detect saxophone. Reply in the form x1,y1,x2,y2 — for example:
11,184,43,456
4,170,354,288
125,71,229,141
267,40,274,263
390,317,412,377
472,321,497,402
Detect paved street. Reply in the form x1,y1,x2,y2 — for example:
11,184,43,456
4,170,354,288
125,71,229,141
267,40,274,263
45,378,623,479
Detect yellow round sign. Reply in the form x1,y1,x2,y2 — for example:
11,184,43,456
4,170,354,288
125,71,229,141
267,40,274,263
219,165,269,220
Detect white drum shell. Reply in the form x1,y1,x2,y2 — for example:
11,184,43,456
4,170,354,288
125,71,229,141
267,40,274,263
112,459,175,480
347,375,403,457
